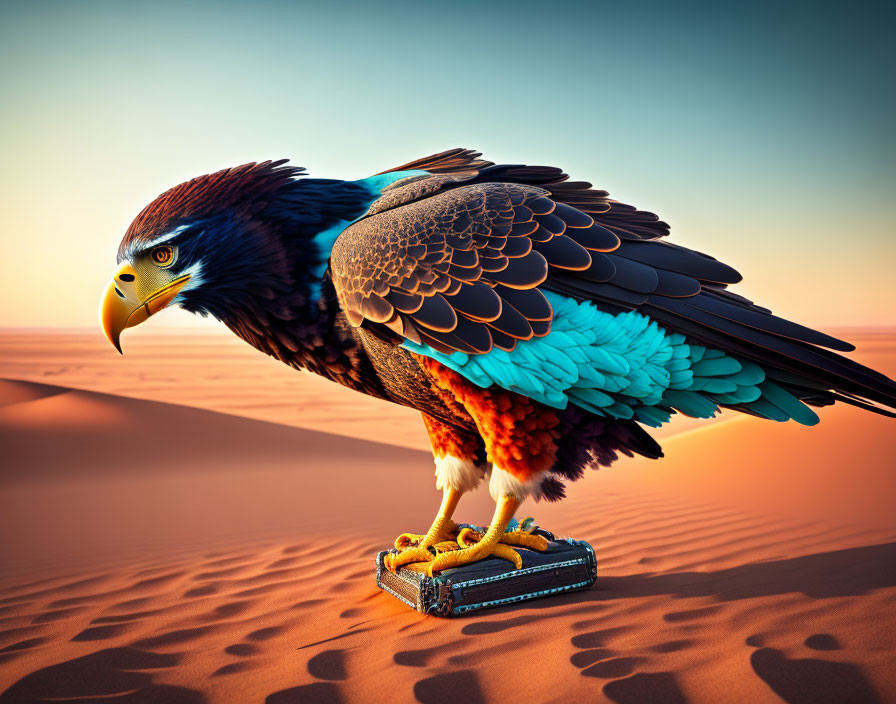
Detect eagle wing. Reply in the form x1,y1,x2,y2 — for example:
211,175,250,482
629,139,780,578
329,150,896,419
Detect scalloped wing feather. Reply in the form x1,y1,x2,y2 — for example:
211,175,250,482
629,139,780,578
328,151,896,421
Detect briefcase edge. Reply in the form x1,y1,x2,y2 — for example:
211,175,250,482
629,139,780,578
376,537,597,616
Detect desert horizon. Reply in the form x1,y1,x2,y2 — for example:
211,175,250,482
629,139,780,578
4,325,894,451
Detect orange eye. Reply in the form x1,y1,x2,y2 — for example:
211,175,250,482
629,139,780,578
151,246,174,266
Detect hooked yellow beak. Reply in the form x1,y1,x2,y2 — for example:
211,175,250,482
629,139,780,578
100,262,191,353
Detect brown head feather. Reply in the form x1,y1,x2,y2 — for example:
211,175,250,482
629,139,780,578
118,160,304,259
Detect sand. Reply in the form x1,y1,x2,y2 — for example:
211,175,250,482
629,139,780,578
0,330,894,703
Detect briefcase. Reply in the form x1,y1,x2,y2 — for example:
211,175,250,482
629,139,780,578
375,528,596,616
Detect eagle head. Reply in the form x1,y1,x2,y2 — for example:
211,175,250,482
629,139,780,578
100,160,306,352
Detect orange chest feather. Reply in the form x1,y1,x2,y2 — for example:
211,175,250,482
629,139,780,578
416,355,561,480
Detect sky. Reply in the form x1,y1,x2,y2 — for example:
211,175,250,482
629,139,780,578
0,0,893,330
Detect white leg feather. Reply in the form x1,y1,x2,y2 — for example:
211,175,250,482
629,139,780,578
488,466,549,502
434,455,488,493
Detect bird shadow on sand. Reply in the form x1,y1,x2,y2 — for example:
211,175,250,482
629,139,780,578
472,541,896,619
602,541,896,602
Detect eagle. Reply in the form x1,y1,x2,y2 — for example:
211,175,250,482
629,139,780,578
100,148,896,576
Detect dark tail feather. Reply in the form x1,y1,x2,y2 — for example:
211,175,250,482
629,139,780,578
542,408,663,501
825,392,896,419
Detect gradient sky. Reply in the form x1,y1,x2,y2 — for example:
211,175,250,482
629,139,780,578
1,0,893,329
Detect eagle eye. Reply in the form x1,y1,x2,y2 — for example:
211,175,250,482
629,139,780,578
150,245,175,267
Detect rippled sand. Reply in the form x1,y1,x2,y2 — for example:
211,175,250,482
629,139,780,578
0,329,894,702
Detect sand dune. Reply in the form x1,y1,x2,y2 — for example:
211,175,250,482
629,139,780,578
0,327,734,452
1,361,895,703
0,378,491,580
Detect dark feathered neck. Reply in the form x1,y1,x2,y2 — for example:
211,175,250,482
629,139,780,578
218,272,390,400
265,178,375,239
176,177,376,317
173,178,386,383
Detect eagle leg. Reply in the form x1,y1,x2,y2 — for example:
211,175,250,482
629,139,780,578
402,359,559,575
384,486,464,573
385,412,486,573
423,494,523,577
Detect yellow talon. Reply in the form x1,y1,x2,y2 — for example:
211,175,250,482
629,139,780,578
425,540,523,576
425,495,524,576
394,521,459,550
385,493,547,576
432,540,462,553
499,531,549,551
386,488,464,572
456,527,483,547
457,527,549,552
491,543,524,569
394,533,427,550
385,546,435,573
